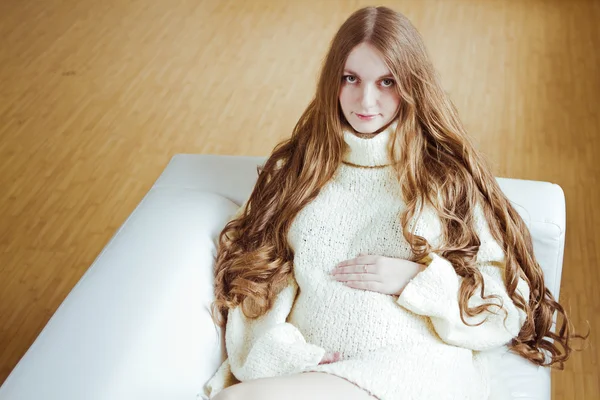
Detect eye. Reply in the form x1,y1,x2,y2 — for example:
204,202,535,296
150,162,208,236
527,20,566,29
343,75,357,84
381,79,395,88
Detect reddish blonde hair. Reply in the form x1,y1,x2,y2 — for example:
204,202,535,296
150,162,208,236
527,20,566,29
211,6,586,368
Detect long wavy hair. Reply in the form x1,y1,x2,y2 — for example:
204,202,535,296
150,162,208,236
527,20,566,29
210,6,586,368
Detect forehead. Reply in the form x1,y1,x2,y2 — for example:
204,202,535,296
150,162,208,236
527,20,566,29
343,43,391,78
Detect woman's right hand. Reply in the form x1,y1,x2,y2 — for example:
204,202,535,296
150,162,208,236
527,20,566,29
319,351,341,365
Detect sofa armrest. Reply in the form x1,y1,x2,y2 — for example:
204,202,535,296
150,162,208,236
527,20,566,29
0,187,236,400
484,346,551,400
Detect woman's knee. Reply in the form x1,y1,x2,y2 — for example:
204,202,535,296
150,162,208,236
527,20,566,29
210,372,376,400
211,376,293,400
211,382,253,400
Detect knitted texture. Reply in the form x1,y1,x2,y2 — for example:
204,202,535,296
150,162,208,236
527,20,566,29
203,120,530,399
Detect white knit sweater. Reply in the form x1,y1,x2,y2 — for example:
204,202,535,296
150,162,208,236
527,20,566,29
203,120,530,399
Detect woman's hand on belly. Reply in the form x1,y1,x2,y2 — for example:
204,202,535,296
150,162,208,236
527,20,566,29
331,253,426,296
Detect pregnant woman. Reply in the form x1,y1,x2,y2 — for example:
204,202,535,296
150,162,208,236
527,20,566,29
202,6,581,400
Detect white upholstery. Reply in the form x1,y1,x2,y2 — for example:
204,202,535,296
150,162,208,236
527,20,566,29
0,154,564,400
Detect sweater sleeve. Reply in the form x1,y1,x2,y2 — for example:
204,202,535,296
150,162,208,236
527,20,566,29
203,204,325,397
225,276,326,380
204,276,325,398
396,202,530,351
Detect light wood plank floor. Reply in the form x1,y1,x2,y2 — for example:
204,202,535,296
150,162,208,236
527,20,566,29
0,0,598,397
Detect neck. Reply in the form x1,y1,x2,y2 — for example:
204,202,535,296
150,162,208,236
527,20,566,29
341,119,399,167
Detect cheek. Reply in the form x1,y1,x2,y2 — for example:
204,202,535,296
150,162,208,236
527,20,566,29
339,87,353,111
383,92,401,110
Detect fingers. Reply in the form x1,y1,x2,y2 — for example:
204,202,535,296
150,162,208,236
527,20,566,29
319,351,342,365
332,272,379,282
333,265,374,275
344,281,380,292
337,254,376,268
322,353,334,364
331,264,382,282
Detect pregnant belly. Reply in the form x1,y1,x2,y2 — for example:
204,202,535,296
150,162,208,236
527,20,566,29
287,284,436,358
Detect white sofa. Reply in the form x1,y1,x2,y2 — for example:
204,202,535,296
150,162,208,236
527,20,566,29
0,154,565,400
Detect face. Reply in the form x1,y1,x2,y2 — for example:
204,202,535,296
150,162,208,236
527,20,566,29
339,42,401,134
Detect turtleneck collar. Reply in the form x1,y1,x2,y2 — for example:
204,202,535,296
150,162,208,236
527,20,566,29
342,119,398,167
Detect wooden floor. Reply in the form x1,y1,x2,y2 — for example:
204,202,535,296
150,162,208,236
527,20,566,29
0,0,598,397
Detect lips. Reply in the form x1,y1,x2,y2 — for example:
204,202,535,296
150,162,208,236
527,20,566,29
356,113,378,121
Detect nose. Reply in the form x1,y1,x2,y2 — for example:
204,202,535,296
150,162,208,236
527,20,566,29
360,84,377,110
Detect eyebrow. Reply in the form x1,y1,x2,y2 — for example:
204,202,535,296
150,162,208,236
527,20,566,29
343,69,394,80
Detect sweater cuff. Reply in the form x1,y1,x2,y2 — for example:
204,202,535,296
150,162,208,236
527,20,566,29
396,253,459,317
237,323,326,380
203,359,238,398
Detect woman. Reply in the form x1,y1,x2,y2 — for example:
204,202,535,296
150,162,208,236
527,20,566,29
203,6,582,400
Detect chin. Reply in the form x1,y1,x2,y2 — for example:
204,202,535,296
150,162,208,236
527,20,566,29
345,112,391,133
